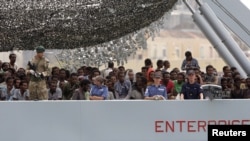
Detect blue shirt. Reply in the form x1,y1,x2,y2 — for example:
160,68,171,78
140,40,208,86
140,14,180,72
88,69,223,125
144,85,167,99
181,82,203,99
90,85,108,99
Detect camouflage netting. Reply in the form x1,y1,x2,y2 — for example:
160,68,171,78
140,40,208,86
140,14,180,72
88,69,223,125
0,0,178,51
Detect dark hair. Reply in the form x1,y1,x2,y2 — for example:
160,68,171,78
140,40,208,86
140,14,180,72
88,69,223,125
140,76,148,85
5,76,14,83
80,79,91,87
163,60,169,66
14,77,21,83
144,58,152,66
70,72,78,77
108,61,114,68
92,70,101,75
222,66,230,71
9,53,16,59
141,66,148,71
156,59,163,67
206,65,214,71
185,51,192,57
177,72,185,79
136,72,143,77
19,80,28,86
163,71,170,76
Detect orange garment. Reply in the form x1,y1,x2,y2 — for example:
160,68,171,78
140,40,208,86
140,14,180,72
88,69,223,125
147,67,154,81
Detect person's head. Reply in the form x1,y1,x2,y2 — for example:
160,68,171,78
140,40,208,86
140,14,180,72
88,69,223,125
93,76,105,86
118,66,125,73
19,80,28,91
227,78,233,88
108,61,114,68
156,59,163,69
149,71,155,81
170,70,177,80
5,76,14,89
84,66,92,76
1,62,10,71
220,77,228,89
52,66,60,76
222,66,231,75
112,68,119,76
144,58,153,67
59,68,67,79
136,76,147,90
105,79,114,91
231,67,237,73
49,81,57,91
92,70,101,77
206,65,214,75
14,77,21,89
162,72,170,83
141,66,148,77
80,79,91,91
17,68,26,74
153,71,162,85
245,77,250,88
172,67,180,73
51,75,59,82
110,75,117,84
234,77,241,88
126,69,134,81
117,72,125,83
77,68,84,76
135,72,143,82
70,73,79,84
35,46,45,58
177,72,185,83
9,53,17,63
185,51,192,60
187,70,196,83
163,60,170,69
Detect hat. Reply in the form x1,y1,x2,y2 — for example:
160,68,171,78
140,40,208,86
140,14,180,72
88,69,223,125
187,70,195,75
154,71,162,78
36,46,45,53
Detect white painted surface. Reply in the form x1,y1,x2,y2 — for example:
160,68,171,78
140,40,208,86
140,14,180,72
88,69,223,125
0,100,250,141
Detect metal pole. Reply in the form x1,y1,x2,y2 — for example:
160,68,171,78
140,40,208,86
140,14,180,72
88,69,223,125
192,12,247,78
199,3,250,76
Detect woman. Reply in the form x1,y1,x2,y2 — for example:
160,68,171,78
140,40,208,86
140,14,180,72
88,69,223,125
90,76,108,100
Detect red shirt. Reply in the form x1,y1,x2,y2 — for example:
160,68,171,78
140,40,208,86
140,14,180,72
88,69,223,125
162,80,174,94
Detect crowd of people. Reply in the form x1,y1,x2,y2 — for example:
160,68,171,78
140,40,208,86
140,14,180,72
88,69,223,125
0,46,250,101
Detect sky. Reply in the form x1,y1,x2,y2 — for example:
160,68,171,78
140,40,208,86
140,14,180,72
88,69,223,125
241,0,250,9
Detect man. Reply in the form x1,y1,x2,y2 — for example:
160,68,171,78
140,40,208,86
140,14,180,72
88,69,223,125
203,65,218,84
12,80,30,101
162,60,170,73
26,46,49,100
180,70,204,100
181,51,200,71
101,61,114,79
48,81,62,100
162,72,174,98
144,58,154,81
9,53,18,71
114,72,132,99
144,71,167,100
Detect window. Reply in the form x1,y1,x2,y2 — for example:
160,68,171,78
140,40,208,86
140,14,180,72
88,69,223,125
153,49,157,59
209,46,213,58
175,48,180,58
138,54,142,60
200,46,205,58
162,49,167,57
